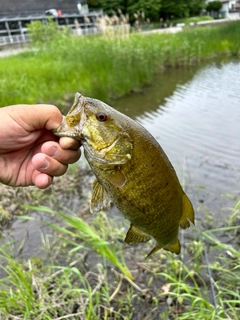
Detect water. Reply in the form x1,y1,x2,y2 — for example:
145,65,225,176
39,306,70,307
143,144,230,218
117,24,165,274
112,58,240,221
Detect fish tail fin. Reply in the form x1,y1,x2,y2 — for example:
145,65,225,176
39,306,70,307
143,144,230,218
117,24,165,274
164,239,181,255
179,193,194,229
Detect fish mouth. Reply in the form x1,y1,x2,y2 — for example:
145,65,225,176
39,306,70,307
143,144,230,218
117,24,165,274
51,117,83,140
52,93,85,141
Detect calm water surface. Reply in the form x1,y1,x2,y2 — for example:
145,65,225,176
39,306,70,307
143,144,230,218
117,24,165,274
112,58,240,220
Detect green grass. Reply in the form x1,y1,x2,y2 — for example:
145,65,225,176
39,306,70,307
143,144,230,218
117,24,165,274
172,15,214,25
0,200,239,319
25,205,133,280
0,20,240,108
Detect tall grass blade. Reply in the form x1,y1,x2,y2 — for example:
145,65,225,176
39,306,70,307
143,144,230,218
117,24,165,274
25,205,133,280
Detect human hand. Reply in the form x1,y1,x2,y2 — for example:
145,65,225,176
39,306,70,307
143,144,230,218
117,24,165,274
0,104,81,189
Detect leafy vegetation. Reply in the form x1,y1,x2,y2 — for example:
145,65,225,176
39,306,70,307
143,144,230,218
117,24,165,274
0,199,239,319
88,0,206,22
160,0,206,20
1,20,240,108
206,1,223,13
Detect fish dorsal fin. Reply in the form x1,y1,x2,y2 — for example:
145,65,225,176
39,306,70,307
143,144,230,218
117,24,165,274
179,193,195,229
105,168,126,188
125,224,151,244
164,239,181,255
90,179,111,213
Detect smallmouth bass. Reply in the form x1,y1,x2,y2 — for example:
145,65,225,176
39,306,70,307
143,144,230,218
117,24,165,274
53,93,194,257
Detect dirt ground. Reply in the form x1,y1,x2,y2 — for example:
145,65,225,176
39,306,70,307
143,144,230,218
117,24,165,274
0,44,29,58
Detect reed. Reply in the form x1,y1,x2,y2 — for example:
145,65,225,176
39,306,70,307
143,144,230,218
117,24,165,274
0,21,240,108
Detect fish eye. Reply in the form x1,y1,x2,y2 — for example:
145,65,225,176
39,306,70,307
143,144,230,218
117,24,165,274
96,112,108,122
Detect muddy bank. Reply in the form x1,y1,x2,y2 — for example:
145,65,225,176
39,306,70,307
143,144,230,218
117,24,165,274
0,164,93,228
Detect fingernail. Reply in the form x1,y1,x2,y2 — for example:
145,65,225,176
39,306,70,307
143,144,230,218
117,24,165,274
48,146,58,157
39,159,49,170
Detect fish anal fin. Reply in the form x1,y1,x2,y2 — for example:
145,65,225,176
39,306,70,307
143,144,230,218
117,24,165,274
164,239,181,255
106,168,126,188
179,193,195,229
90,179,111,213
125,224,151,244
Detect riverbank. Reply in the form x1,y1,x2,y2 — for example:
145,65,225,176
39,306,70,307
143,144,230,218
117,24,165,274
1,20,240,108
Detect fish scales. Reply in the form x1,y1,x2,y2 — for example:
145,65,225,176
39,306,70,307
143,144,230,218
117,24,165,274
53,92,194,257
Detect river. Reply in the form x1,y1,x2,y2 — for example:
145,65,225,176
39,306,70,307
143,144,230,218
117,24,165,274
112,57,240,223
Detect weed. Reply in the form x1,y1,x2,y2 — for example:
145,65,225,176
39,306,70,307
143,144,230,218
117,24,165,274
0,201,239,319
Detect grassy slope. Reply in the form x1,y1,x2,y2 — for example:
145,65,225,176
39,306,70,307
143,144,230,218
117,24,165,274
0,21,240,108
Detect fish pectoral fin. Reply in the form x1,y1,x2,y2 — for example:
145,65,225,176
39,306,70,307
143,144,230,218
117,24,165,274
125,224,151,244
105,168,126,188
164,239,181,255
179,193,195,229
90,179,111,213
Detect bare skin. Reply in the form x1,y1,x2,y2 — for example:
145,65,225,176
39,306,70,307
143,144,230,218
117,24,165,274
0,104,81,189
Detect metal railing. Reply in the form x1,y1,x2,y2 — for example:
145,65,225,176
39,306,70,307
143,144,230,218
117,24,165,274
0,11,103,47
0,34,30,46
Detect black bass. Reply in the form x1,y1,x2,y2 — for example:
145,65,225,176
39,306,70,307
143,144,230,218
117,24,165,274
53,93,194,257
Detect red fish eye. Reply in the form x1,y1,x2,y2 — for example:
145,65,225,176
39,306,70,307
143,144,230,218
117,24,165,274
96,112,108,122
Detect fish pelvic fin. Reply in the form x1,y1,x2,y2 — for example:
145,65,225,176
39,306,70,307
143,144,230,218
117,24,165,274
179,193,195,229
90,179,111,213
145,239,181,259
145,245,162,259
125,224,151,244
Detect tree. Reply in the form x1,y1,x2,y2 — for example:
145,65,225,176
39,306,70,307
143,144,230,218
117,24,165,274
87,0,101,8
127,0,162,22
160,0,206,19
87,0,207,22
206,1,222,12
88,0,161,22
188,0,206,16
160,0,190,19
88,0,128,15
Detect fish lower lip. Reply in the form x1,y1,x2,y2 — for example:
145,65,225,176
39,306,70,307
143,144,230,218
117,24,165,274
59,133,81,139
52,129,83,141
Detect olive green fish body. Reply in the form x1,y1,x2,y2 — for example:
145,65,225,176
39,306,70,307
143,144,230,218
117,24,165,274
54,93,194,256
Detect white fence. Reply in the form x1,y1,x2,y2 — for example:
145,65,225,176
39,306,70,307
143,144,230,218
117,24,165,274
0,34,30,46
0,26,100,46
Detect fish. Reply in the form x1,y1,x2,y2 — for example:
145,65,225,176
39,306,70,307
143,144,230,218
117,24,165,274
53,92,194,257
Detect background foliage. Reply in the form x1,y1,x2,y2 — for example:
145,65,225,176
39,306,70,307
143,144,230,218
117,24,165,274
206,1,223,13
87,0,206,22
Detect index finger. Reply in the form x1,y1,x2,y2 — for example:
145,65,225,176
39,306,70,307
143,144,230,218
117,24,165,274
5,104,63,132
59,137,81,150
